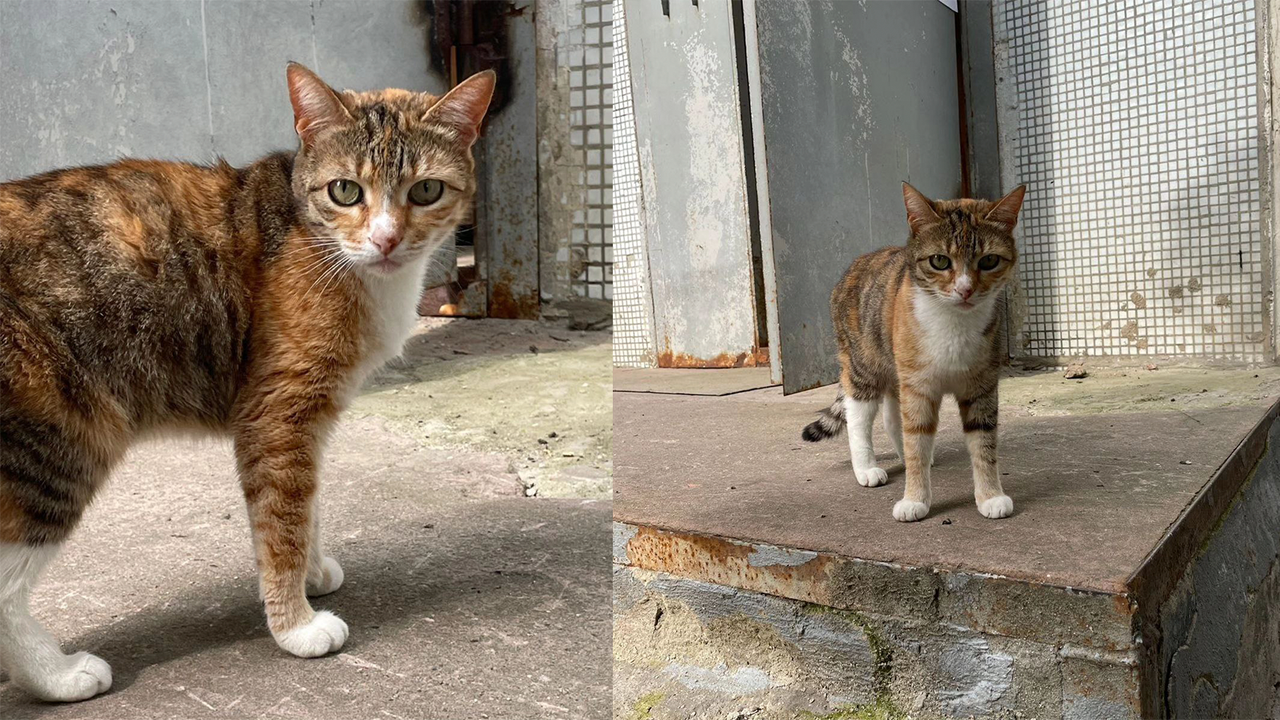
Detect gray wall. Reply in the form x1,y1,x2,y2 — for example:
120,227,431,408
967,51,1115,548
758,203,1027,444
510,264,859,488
0,0,446,180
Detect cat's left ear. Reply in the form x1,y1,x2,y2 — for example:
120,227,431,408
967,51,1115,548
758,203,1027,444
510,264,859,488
984,185,1027,233
424,70,497,147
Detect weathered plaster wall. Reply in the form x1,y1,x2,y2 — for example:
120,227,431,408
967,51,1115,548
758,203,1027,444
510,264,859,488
535,0,587,305
0,0,446,179
614,566,1138,720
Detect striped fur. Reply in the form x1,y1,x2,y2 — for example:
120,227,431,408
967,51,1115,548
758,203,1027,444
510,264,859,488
804,183,1025,522
801,392,846,441
0,65,494,701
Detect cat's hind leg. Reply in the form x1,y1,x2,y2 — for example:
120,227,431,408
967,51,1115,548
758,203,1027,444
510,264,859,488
881,394,905,465
0,543,111,702
843,394,888,488
0,417,113,702
305,514,344,598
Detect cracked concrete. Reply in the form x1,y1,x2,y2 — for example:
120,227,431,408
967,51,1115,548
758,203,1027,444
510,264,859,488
0,318,612,719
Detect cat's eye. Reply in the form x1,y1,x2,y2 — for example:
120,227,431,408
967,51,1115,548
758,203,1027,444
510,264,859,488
327,179,362,206
977,254,1002,271
408,179,446,206
928,254,951,271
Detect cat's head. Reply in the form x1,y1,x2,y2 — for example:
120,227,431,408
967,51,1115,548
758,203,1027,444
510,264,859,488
285,63,494,276
902,182,1026,310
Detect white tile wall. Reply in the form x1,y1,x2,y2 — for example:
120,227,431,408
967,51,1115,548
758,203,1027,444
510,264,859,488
611,0,656,367
1004,0,1265,360
571,0,613,301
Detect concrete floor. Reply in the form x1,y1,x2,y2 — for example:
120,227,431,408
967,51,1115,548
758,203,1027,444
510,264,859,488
0,318,612,720
613,363,1280,719
614,369,1276,591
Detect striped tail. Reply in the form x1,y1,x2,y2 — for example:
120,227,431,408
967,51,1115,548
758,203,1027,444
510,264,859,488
802,392,846,442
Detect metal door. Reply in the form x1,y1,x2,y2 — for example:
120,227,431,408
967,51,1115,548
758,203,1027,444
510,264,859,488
746,0,965,392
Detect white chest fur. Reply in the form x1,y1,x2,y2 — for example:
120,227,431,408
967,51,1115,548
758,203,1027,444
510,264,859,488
910,287,997,380
349,256,429,394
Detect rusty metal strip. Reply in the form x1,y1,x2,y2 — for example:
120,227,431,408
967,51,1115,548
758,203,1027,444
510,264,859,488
619,522,1136,652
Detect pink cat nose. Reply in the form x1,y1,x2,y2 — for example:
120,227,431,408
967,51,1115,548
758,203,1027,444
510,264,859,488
957,286,975,300
370,230,402,257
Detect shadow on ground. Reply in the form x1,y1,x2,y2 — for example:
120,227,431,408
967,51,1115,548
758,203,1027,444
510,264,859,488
1,318,613,720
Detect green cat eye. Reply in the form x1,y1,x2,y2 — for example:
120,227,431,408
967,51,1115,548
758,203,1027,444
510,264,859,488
408,179,446,206
977,254,1002,271
928,254,951,271
327,179,362,206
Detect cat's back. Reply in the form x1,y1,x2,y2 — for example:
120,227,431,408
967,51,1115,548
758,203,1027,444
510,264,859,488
0,159,245,263
831,245,908,327
0,158,270,430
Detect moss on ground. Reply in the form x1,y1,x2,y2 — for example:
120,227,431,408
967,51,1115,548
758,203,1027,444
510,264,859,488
629,691,664,720
800,697,908,720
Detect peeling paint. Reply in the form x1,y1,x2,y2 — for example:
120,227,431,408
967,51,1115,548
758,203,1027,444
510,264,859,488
747,544,818,568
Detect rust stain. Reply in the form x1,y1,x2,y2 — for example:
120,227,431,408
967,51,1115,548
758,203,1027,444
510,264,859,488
489,269,539,319
625,526,834,606
656,345,769,369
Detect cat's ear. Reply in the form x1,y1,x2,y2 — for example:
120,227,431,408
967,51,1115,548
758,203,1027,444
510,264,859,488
984,185,1027,233
902,182,941,235
287,63,351,144
423,70,497,147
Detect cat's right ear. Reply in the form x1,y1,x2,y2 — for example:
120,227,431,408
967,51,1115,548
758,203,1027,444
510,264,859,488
287,63,351,145
902,182,940,235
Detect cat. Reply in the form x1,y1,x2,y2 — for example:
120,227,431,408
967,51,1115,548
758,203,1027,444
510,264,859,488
0,63,494,701
802,183,1026,523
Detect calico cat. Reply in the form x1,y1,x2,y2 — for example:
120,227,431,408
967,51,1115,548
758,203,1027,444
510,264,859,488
0,64,494,701
802,183,1026,523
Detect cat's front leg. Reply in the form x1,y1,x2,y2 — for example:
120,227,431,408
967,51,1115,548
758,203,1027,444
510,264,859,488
235,421,347,658
959,386,1013,519
893,384,940,522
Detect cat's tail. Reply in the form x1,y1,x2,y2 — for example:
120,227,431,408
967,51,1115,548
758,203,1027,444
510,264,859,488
802,392,845,442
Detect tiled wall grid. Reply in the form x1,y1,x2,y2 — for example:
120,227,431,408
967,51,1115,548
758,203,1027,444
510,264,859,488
611,0,656,366
570,0,613,300
1004,0,1266,360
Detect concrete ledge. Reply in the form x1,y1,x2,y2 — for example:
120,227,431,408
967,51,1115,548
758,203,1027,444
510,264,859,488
613,368,1280,718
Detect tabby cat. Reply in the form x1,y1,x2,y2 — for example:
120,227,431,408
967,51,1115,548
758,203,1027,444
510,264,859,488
0,64,494,701
802,183,1026,523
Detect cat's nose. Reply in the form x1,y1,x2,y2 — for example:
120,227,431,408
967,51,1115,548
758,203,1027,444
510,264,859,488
370,229,402,257
957,286,975,300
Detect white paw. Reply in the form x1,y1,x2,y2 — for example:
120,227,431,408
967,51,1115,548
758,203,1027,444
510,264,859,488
892,499,930,522
855,466,888,488
978,495,1014,519
306,556,345,597
276,610,348,658
19,651,112,702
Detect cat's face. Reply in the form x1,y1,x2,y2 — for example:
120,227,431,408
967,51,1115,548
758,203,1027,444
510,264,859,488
286,64,494,276
902,183,1025,310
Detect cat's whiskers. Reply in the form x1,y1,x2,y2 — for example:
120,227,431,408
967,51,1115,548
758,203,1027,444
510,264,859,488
316,255,357,298
304,252,356,298
294,247,348,277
